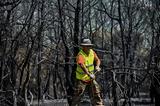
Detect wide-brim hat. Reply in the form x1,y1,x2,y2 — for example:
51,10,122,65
80,38,93,46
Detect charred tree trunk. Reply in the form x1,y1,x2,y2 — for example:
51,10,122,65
110,0,118,105
36,0,45,104
57,0,73,105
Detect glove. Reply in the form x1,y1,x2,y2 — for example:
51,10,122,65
95,66,101,72
89,74,95,79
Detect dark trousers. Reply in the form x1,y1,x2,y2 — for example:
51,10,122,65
71,79,104,106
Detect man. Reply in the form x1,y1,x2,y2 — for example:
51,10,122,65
71,38,104,106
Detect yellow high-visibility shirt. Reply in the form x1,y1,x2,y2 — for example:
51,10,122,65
76,49,95,81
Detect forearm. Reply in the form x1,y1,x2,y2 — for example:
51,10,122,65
79,63,90,76
96,59,101,67
95,57,101,72
94,52,101,67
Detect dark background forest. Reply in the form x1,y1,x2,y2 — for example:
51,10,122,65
0,0,160,106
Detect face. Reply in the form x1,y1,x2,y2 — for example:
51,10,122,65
82,46,92,55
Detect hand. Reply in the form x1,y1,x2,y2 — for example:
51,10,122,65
89,74,95,79
95,66,101,72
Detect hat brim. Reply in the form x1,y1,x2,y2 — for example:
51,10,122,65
80,44,94,46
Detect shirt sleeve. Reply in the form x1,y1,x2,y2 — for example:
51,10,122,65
76,54,85,65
